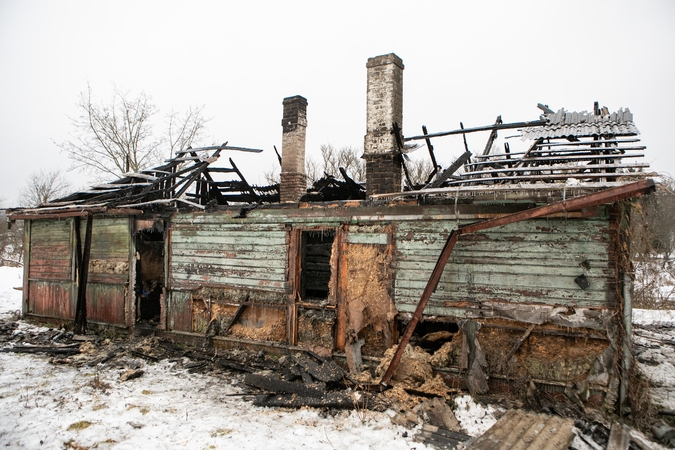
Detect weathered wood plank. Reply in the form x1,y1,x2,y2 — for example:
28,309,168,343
170,273,286,291
170,262,286,279
395,272,611,292
394,260,611,277
170,255,287,269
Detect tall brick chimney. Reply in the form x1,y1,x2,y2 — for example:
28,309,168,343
363,53,404,196
280,95,308,203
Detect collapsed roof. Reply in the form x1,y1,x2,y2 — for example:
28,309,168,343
11,102,654,216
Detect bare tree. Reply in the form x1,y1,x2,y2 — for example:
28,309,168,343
631,175,675,308
18,169,72,207
305,157,321,186
263,163,280,185
319,144,366,182
406,158,436,186
57,84,208,180
0,201,23,267
167,106,210,158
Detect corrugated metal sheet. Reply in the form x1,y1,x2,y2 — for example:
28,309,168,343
522,108,639,140
465,409,575,450
170,216,288,291
28,219,72,281
393,218,614,316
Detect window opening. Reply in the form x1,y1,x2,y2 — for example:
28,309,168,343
300,229,335,302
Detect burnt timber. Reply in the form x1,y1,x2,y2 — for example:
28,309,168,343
8,53,656,414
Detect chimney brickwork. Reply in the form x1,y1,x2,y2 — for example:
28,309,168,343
364,53,404,196
280,95,308,203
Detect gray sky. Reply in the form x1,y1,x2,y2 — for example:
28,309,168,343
1,0,674,206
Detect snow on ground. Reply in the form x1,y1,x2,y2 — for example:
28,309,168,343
11,266,675,447
452,395,500,437
633,309,675,411
0,266,22,315
633,308,675,327
0,267,430,449
0,353,425,449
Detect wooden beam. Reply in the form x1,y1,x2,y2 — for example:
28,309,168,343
482,116,502,156
380,230,460,386
499,323,535,373
422,125,438,183
404,119,548,142
425,150,472,189
74,214,93,335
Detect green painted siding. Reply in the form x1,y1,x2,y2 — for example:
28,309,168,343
394,218,614,313
170,216,288,292
170,206,616,319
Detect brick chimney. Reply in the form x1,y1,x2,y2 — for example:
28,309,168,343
280,95,308,203
363,53,404,196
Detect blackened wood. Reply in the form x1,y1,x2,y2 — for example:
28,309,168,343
222,300,248,336
189,150,226,205
229,158,259,201
393,122,414,189
274,145,282,166
244,373,325,398
1,346,80,354
426,150,472,189
253,392,355,409
422,125,439,183
74,214,93,335
404,119,548,142
482,115,502,156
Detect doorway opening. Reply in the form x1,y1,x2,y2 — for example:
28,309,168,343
135,221,164,324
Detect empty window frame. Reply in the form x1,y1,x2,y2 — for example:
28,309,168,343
300,229,336,302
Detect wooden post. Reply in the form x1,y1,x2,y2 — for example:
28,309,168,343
74,214,93,335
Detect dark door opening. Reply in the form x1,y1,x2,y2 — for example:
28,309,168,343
300,229,335,302
135,222,164,324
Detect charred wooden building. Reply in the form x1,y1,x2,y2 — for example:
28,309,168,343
9,53,655,411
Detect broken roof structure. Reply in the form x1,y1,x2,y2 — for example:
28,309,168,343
9,53,656,417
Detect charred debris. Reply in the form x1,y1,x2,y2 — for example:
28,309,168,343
6,52,663,448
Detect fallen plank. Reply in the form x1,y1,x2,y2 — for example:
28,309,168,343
0,346,80,355
87,351,117,366
252,391,358,409
244,373,325,398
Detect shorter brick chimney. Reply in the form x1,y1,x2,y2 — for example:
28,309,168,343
280,95,308,203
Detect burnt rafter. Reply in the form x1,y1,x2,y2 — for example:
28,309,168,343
16,142,279,215
377,104,653,196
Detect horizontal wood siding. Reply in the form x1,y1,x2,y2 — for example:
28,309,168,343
170,216,288,292
28,219,72,281
394,218,614,314
88,217,130,285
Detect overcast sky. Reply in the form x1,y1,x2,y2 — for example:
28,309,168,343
1,0,674,206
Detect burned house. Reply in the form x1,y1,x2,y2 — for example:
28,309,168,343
9,53,655,412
